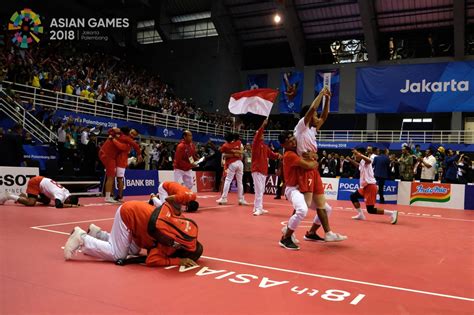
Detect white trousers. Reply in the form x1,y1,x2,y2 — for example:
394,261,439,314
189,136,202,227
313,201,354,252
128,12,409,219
285,186,308,231
82,206,140,261
151,183,168,207
174,169,194,189
252,172,266,211
220,160,244,200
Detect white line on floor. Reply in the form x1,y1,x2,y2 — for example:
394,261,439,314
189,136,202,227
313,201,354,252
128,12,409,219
201,255,474,302
30,222,474,303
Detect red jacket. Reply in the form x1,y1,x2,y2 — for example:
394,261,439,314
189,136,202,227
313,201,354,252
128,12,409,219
173,140,197,171
251,127,279,175
220,140,242,168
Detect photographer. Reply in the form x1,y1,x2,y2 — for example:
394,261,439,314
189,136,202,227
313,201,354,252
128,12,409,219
457,154,472,184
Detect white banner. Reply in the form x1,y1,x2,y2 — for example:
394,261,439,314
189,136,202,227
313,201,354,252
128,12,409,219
397,181,465,210
0,167,39,194
158,170,197,193
321,177,339,200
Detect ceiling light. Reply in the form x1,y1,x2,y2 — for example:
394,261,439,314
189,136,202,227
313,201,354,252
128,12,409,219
274,14,281,24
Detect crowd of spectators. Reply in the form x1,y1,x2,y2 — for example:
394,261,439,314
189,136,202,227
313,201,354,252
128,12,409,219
0,38,233,127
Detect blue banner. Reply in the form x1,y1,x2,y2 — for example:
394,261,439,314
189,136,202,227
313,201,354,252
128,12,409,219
247,74,268,90
465,185,474,210
280,71,303,113
337,178,398,204
54,110,224,144
23,145,57,170
356,61,474,113
114,170,159,196
315,69,339,112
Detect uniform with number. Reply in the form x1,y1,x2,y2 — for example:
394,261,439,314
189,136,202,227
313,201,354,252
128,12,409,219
282,151,308,230
173,140,197,189
99,129,127,177
219,140,244,201
357,159,378,206
251,127,279,212
293,118,324,194
26,176,71,204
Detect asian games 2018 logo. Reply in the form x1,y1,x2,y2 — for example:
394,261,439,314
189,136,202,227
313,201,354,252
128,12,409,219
8,8,43,48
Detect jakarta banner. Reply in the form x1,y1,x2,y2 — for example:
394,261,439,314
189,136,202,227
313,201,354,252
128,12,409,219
356,61,474,113
247,74,268,90
280,71,303,114
315,69,339,112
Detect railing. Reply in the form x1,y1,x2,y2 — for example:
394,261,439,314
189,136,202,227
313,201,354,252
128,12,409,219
2,81,234,138
0,90,58,143
241,129,473,144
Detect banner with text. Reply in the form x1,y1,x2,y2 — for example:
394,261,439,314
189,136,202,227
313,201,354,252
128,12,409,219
315,69,339,112
114,170,158,196
337,178,398,204
264,175,280,195
321,177,339,200
464,185,474,210
279,71,303,114
356,61,474,113
0,166,39,194
397,181,465,209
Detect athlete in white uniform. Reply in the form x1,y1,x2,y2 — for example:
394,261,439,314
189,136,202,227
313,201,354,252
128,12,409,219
0,176,79,208
290,87,346,242
347,148,398,224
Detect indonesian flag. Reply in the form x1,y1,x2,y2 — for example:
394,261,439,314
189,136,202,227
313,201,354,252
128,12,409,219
228,88,278,116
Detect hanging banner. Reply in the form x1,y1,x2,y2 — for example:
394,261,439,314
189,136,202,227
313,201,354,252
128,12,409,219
315,69,339,112
247,74,268,90
356,61,474,113
279,71,303,113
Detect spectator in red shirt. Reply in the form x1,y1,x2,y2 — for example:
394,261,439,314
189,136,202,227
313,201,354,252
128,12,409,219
251,119,281,216
173,130,198,189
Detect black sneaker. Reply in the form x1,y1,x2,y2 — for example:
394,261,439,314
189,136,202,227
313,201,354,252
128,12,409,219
279,236,300,250
303,232,325,242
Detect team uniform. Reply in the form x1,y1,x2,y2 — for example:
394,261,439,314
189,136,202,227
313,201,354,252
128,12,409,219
150,181,192,207
282,151,309,232
115,133,142,178
99,129,125,177
357,159,378,206
350,157,398,224
293,118,324,194
173,140,197,189
217,140,247,204
251,127,279,215
26,176,72,205
66,201,201,266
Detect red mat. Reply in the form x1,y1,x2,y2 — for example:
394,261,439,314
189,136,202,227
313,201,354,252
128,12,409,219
1,193,473,314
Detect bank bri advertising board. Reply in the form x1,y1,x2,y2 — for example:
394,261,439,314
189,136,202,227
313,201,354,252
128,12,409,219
356,61,474,113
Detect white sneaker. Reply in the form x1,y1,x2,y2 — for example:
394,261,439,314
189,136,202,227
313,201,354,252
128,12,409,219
281,226,300,244
325,232,347,242
216,197,227,205
352,213,366,221
239,199,250,206
87,224,102,239
253,209,264,216
105,197,119,204
64,226,86,260
390,211,399,224
0,192,7,205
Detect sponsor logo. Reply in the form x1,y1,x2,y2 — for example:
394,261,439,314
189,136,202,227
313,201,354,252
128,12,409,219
400,79,469,93
8,8,43,48
410,183,451,204
0,174,36,186
339,182,359,192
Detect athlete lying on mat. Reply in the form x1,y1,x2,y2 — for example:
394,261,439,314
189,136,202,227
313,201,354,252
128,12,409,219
64,192,202,267
149,181,199,212
0,176,79,208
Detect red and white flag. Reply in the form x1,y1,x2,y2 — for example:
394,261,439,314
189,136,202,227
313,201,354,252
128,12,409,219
228,88,278,116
